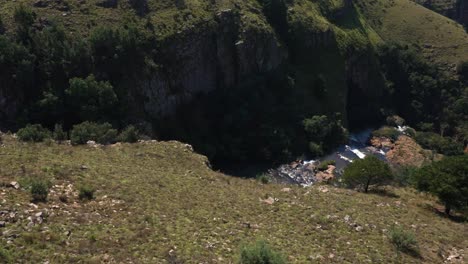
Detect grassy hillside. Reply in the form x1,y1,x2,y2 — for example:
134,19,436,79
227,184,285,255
357,0,468,75
0,134,466,263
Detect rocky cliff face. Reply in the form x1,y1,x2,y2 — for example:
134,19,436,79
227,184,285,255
136,9,286,118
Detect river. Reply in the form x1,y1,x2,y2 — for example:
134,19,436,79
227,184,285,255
269,128,392,186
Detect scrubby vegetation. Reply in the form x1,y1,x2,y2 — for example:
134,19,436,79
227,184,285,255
372,126,400,141
17,124,51,142
30,179,49,203
0,134,466,262
78,185,95,201
70,122,118,145
389,226,419,254
239,240,285,264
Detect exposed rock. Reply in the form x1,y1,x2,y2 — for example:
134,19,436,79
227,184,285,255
0,221,5,228
9,181,20,189
261,197,275,205
281,188,291,192
386,135,437,167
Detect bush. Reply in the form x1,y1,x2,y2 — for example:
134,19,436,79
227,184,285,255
317,160,336,171
17,124,51,142
372,126,400,141
78,185,95,200
239,240,285,264
256,174,270,184
70,122,118,145
389,226,418,253
414,132,464,156
117,125,139,143
386,115,405,127
308,142,323,157
53,124,67,141
412,155,468,215
342,156,393,193
31,180,49,203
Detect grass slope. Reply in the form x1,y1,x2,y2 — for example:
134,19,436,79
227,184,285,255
0,134,466,263
357,0,468,75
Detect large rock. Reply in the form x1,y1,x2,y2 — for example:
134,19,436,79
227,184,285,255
386,135,441,167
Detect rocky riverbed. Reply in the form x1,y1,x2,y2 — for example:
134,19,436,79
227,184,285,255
268,127,421,186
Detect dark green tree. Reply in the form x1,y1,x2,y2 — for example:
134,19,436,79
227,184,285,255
412,155,468,215
66,75,118,123
343,156,394,193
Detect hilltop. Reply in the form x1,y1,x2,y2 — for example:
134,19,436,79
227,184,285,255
0,134,466,263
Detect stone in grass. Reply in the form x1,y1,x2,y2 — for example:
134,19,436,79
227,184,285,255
9,181,20,189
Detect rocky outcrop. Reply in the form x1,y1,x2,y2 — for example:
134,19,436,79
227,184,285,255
386,135,441,167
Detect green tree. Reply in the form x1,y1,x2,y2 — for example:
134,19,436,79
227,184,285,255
412,155,468,215
343,156,393,193
66,75,118,122
303,114,348,155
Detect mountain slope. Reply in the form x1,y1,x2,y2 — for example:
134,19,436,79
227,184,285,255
357,0,468,75
0,135,466,263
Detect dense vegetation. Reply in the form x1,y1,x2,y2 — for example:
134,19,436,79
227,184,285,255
412,155,468,215
378,43,468,149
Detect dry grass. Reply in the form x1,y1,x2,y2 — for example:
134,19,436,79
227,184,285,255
0,134,466,263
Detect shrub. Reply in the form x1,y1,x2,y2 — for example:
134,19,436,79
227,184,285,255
31,180,49,203
117,125,139,143
308,142,323,157
79,185,95,200
0,247,13,263
342,156,393,193
414,132,464,156
17,124,51,142
53,124,67,141
239,240,285,264
412,155,468,215
386,115,405,127
372,126,400,141
70,122,118,145
389,226,418,253
317,160,336,171
256,174,270,184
